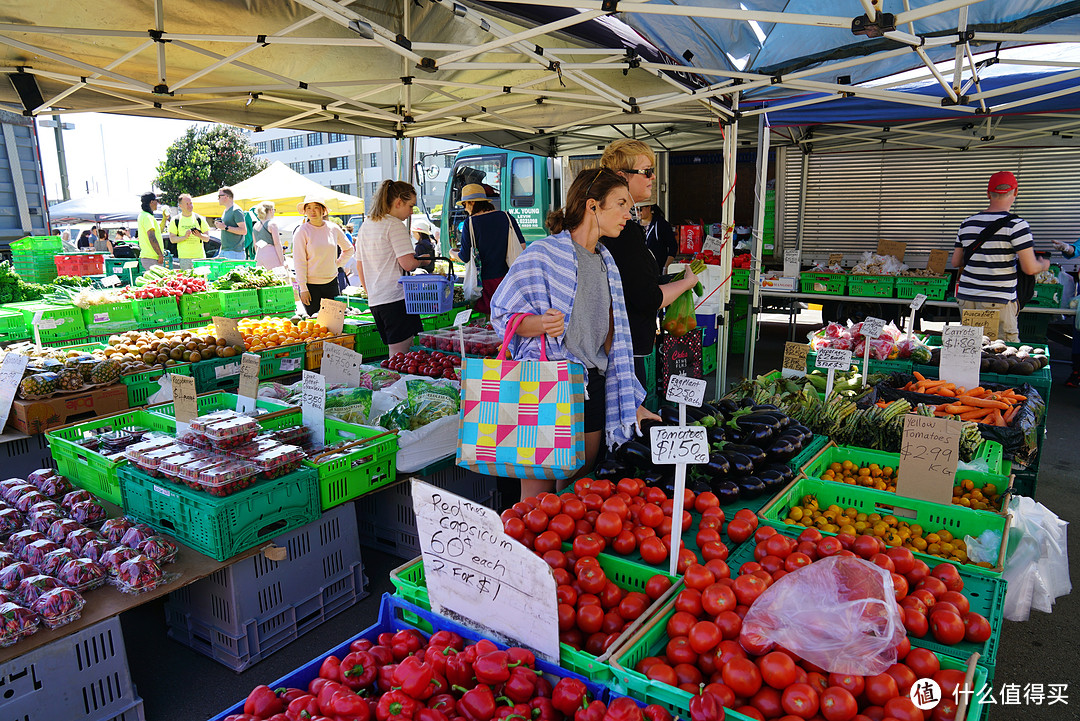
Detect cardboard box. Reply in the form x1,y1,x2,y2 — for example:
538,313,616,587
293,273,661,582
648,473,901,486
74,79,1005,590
759,275,797,292
8,384,129,435
678,224,704,255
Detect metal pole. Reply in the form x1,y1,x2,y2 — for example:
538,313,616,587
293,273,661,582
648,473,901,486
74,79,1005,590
52,113,70,200
716,96,738,394
743,111,770,378
99,123,111,195
796,151,808,247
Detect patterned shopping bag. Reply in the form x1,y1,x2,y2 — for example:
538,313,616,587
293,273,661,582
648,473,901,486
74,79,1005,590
456,314,585,480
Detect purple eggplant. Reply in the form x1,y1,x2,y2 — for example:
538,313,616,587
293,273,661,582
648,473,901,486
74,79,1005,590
712,480,741,504
766,436,798,463
737,477,767,499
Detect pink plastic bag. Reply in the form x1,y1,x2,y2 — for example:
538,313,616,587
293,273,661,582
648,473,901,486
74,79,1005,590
739,556,905,675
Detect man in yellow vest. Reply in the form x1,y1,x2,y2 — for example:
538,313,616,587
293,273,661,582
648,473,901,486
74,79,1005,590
168,193,212,270
137,191,166,269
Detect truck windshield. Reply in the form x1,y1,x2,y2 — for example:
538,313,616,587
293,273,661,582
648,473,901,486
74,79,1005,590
448,154,503,247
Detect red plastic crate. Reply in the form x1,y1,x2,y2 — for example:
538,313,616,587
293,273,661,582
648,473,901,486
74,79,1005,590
55,254,105,276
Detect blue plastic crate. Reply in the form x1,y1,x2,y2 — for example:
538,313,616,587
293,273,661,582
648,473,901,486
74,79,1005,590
208,594,609,720
399,274,454,314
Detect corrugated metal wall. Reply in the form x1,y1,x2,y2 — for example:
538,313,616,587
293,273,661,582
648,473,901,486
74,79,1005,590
779,146,1080,264
0,113,48,247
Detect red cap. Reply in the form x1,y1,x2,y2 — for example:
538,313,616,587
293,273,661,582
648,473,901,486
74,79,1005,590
987,171,1018,194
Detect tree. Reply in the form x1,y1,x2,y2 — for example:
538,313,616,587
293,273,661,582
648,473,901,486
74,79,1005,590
153,125,267,206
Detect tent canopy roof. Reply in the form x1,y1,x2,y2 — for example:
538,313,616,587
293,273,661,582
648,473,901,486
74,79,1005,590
47,193,157,224
190,161,365,217
0,2,1079,153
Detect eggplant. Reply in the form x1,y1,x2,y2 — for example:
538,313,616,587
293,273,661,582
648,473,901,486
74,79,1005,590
699,402,720,417
751,410,791,429
715,398,741,416
616,441,652,469
758,463,795,485
779,432,805,454
738,396,756,408
640,468,667,487
733,421,775,447
700,454,731,480
593,459,627,480
687,478,712,495
765,436,798,463
706,425,727,446
714,450,753,477
737,477,767,499
659,406,681,426
751,403,780,412
712,480,741,504
740,412,783,432
724,425,748,444
757,467,791,493
725,443,767,467
638,418,661,436
787,425,813,444
684,405,707,422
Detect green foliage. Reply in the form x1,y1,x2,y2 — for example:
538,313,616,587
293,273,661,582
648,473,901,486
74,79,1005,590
153,126,267,205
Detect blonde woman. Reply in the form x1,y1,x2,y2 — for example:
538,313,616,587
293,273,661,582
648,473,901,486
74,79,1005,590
293,192,352,316
252,201,286,270
355,180,431,356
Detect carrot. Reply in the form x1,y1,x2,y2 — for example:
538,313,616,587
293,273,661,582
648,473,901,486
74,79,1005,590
918,379,949,390
955,387,966,396
913,371,926,382
1003,405,1020,424
938,404,966,414
986,409,1004,426
936,387,956,397
966,387,986,398
959,408,993,421
955,395,1010,410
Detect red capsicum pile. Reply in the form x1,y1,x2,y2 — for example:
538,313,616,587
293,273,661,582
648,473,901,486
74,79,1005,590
225,629,675,721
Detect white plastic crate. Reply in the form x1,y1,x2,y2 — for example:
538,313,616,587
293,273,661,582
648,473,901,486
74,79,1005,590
0,616,143,721
166,563,368,672
165,502,362,635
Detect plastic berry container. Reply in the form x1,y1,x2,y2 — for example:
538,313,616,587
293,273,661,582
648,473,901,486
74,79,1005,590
203,417,260,449
99,518,134,545
27,500,61,521
268,425,311,446
12,490,46,514
0,601,38,647
0,551,17,570
33,474,72,498
29,509,64,535
16,574,62,605
158,450,215,481
20,539,61,568
0,563,35,592
79,539,113,564
250,445,304,479
57,559,107,593
189,409,244,431
100,546,138,577
118,525,156,549
26,469,56,486
0,479,29,501
126,443,189,477
114,555,165,594
6,531,45,556
99,430,136,453
189,461,260,497
38,547,76,577
0,508,24,538
48,518,83,544
228,438,282,459
136,536,178,565
64,528,100,556
61,489,93,511
32,587,85,629
69,500,107,525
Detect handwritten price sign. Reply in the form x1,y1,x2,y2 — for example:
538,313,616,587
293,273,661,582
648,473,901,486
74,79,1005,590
898,415,961,505
650,426,708,465
665,375,707,407
815,348,853,371
939,325,981,389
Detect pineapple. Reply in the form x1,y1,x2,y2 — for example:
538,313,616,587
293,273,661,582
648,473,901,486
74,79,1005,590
77,358,99,381
18,372,59,398
56,368,83,392
90,359,121,385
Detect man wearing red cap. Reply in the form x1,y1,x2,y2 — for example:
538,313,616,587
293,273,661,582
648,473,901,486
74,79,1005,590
951,171,1050,342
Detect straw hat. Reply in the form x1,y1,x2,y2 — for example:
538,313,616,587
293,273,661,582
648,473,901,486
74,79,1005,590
456,183,494,205
296,191,330,215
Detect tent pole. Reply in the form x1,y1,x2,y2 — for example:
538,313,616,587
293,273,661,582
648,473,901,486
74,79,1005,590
717,94,738,395
743,111,769,379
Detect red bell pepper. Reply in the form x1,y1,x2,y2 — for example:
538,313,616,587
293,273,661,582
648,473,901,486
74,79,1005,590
502,667,539,704
350,638,375,653
310,678,334,697
376,690,420,721
245,685,286,718
377,664,398,694
457,685,497,721
533,678,553,699
390,630,425,661
473,651,511,686
369,646,395,666
602,698,643,721
378,632,395,647
445,654,475,689
393,656,438,700
287,694,322,721
575,700,607,721
687,689,721,721
320,656,344,683
529,697,557,721
425,644,458,676
328,690,372,721
318,682,346,715
551,678,589,716
506,648,535,670
280,689,309,705
417,708,449,721
224,716,260,721
642,705,672,721
428,694,457,716
428,630,465,652
341,651,378,691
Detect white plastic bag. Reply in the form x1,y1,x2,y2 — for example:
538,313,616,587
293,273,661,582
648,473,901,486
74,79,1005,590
462,256,481,301
1002,496,1071,621
739,556,905,675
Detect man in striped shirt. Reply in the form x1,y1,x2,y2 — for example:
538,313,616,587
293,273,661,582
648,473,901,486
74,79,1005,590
951,171,1050,342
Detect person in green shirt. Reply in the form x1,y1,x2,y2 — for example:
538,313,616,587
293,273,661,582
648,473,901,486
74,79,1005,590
136,191,165,269
213,186,248,259
168,193,212,269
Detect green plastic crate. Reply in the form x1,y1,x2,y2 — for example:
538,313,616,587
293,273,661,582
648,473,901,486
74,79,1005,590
81,302,138,336
133,296,181,327
1018,312,1051,343
118,464,320,561
702,343,717,375
1028,282,1062,308
610,598,987,721
390,552,679,682
799,272,846,295
217,289,261,318
336,295,369,312
731,268,751,290
847,275,896,298
258,285,297,315
10,235,62,253
895,276,950,300
302,417,398,510
973,440,1005,475
119,363,193,407
145,391,301,428
190,258,257,281
256,343,305,379
759,475,1007,577
351,321,389,359
45,410,177,506
8,303,87,343
0,308,29,341
190,356,242,393
179,292,223,323
788,433,829,471
104,258,144,284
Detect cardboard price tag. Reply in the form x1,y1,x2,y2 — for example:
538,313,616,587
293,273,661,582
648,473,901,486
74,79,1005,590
212,317,245,348
237,353,260,413
926,249,949,275
192,266,212,277
316,299,347,335
665,375,707,407
960,309,1000,342
783,248,800,277
910,293,928,311
321,342,363,386
815,348,853,371
301,370,326,446
123,260,139,270
827,253,843,267
650,426,709,465
877,239,906,261
171,374,197,433
0,353,29,432
413,480,560,662
898,415,961,505
939,325,981,390
782,342,809,378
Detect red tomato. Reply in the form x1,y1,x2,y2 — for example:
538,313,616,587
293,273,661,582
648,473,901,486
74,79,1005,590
906,559,931,587
863,673,899,706
684,564,717,591
827,673,865,698
504,517,526,540
784,552,813,573
595,511,623,538
542,550,567,569
797,527,824,543
538,493,563,517
674,588,703,617
754,526,778,545
852,535,881,559
673,663,703,687
599,581,623,610
929,610,966,645
548,514,576,541
523,508,549,534
726,518,755,545
738,629,775,656
904,648,940,679
601,496,629,520
758,651,797,690
722,657,762,698
816,537,843,556
701,582,737,616
885,547,916,575
883,697,924,721
870,553,896,573
763,533,793,559
963,611,992,643
732,574,767,606
933,668,968,700
639,537,668,565
688,621,722,654
930,563,964,592
916,576,948,600
928,601,961,618
902,607,929,638
644,662,678,687
930,698,961,721
780,683,819,719
891,572,909,601
572,534,605,558
694,491,720,513
696,528,723,548
734,508,758,526
633,526,657,546
578,565,607,594
705,558,731,579
714,611,743,640
534,530,562,554
820,687,859,721
562,496,587,521
705,683,736,709
558,603,576,631
939,591,970,615
910,588,937,609
884,663,917,696
556,584,577,606
576,604,603,634
701,541,729,562
665,636,697,666
666,611,698,638
645,574,673,601
759,555,784,575
618,592,650,621
749,686,783,719
612,530,637,555
735,707,765,721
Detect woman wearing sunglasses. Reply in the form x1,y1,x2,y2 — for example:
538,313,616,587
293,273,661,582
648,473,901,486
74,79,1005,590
600,139,699,391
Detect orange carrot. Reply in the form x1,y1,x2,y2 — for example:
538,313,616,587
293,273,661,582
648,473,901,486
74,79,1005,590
959,408,993,421
955,395,1010,409
937,387,956,397
913,371,926,382
1003,405,1020,424
966,387,986,398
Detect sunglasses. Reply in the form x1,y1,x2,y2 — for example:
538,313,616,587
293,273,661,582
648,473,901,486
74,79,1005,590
585,168,604,197
625,167,655,178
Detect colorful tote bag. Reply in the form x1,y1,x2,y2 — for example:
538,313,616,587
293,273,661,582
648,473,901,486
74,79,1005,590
456,313,585,480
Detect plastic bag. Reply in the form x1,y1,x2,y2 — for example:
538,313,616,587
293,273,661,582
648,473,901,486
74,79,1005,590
463,255,481,302
1002,495,1071,621
661,288,697,337
739,556,905,675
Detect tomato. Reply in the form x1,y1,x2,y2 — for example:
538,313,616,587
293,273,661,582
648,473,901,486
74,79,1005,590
784,552,813,573
702,582,737,616
504,517,527,540
699,516,722,531
863,673,899,706
595,511,623,538
759,555,784,575
601,496,629,520
644,662,678,687
639,503,664,528
685,564,716,591
939,591,970,615
542,550,568,570
884,663,917,696
816,537,842,556
934,668,968,701
580,493,604,513
885,546,916,575
900,595,927,615
612,530,637,555
674,588,703,616
538,493,563,517
754,526,778,544
705,683,736,710
797,527,823,543
616,478,641,496
805,672,829,697
534,530,562,554
547,514,576,541
910,589,937,609
827,674,865,698
732,574,767,606
780,683,819,719
820,687,858,721
500,508,521,522
689,621,722,654
558,603,576,631
906,559,931,587
762,534,792,559
572,534,605,558
930,610,966,645
701,541,728,563
576,604,603,634
739,561,763,576
645,574,673,601
666,610,698,638
750,686,783,719
673,663,703,687
578,566,607,594
696,528,723,548
930,563,964,592
600,581,623,610
758,651,797,690
902,607,928,638
904,647,940,679
665,636,697,665
851,535,880,559
705,558,731,579
694,491,720,513
930,698,961,721
556,584,577,606
883,697,923,721
523,509,549,534
618,592,650,621
639,537,668,565
633,526,658,546
963,611,992,643
722,657,762,698
916,576,948,600
928,601,961,618
891,572,909,601
735,707,765,721
562,496,587,521
726,518,755,545
715,611,743,640
870,553,895,573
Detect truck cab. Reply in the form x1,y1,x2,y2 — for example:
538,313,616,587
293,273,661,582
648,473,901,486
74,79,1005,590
439,146,551,257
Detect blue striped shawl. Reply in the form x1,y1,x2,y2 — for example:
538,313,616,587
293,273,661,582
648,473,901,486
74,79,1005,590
490,230,645,447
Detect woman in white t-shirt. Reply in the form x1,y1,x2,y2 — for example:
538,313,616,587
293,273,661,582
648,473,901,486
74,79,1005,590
293,192,353,316
355,180,431,356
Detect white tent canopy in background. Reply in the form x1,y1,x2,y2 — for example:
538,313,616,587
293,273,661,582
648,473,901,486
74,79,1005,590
190,161,365,217
47,193,159,224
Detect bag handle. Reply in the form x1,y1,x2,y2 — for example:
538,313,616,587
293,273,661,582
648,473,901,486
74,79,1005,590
501,312,548,361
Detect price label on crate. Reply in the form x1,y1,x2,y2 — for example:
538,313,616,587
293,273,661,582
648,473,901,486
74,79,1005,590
123,261,139,270
782,342,809,378
909,293,928,311
280,357,303,372
828,253,843,267
926,249,949,275
814,348,853,371
665,375,707,407
301,370,326,446
101,275,121,287
939,325,982,390
172,374,197,434
783,248,800,277
960,309,1000,342
31,311,60,349
898,414,961,505
412,479,560,662
212,317,245,348
650,426,709,465
0,353,29,432
702,235,724,255
214,363,240,379
453,309,472,328
237,353,261,413
321,342,363,386
316,299,347,335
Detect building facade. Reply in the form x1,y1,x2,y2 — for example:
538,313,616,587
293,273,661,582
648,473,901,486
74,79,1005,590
249,129,460,216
